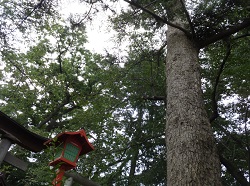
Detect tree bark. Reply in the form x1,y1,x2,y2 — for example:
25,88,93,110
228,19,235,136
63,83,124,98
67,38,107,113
128,148,139,186
165,17,222,186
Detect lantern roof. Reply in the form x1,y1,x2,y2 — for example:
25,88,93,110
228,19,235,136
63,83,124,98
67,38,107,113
44,129,94,155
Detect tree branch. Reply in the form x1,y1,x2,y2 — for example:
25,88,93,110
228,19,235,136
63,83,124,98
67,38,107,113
156,40,167,66
37,93,71,128
143,95,165,101
157,40,167,54
217,124,247,150
131,0,158,16
198,18,250,48
7,60,38,91
179,0,195,37
70,3,94,28
219,154,249,186
123,0,191,36
128,148,139,186
233,33,250,40
46,105,80,131
244,105,250,180
111,133,165,154
209,41,231,123
20,0,45,25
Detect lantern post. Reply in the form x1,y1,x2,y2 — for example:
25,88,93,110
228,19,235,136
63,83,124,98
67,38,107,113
44,129,94,186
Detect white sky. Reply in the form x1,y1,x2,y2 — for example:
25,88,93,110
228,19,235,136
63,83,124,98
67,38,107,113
59,0,128,55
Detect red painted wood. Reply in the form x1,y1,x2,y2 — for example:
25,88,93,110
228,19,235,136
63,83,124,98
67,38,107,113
53,166,65,186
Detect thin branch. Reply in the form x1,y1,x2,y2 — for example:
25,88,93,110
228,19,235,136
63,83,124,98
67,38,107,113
233,33,250,40
99,0,117,14
9,61,35,85
156,40,167,66
199,18,250,48
179,0,195,37
37,93,71,128
5,57,39,93
219,154,249,186
128,148,139,185
20,0,45,25
81,3,93,23
70,3,94,27
157,40,167,53
111,133,165,154
123,0,191,36
244,105,250,179
217,124,247,149
132,0,158,15
209,41,231,123
46,105,81,131
143,95,165,101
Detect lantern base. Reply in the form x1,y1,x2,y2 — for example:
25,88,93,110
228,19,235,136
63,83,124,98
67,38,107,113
52,166,65,186
49,157,76,171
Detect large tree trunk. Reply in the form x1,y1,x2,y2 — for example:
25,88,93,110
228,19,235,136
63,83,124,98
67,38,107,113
165,24,222,185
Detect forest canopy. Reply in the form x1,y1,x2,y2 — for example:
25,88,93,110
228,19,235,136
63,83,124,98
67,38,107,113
0,0,249,185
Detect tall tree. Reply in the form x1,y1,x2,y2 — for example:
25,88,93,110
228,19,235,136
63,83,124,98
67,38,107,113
164,1,221,185
107,0,250,185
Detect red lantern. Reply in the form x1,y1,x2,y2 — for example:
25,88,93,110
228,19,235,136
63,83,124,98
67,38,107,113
44,129,94,186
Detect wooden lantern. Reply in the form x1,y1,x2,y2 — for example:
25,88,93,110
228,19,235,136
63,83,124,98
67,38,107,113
44,129,94,186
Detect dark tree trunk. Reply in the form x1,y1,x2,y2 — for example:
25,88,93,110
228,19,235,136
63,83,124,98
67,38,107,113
128,149,139,186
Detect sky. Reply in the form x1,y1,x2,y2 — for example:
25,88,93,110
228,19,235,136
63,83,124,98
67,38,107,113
59,0,129,55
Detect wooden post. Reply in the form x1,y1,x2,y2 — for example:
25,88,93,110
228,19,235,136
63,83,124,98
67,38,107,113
53,167,65,186
0,138,12,166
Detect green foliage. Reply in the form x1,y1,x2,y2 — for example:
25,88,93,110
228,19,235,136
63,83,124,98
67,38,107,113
200,30,250,184
0,0,249,185
0,1,167,184
192,0,250,40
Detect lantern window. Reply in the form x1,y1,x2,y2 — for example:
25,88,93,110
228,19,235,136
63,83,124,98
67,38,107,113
64,143,80,162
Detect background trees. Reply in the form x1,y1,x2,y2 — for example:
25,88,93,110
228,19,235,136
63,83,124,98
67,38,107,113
0,0,249,185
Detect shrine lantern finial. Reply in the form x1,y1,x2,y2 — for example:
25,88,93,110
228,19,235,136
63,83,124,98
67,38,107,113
44,129,94,186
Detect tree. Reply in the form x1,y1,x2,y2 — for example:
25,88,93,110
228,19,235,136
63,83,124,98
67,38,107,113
108,0,250,185
164,2,221,185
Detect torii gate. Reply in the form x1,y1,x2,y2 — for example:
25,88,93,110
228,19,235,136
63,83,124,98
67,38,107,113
0,111,48,169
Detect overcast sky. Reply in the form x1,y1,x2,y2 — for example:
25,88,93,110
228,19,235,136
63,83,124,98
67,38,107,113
59,0,128,55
